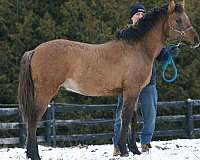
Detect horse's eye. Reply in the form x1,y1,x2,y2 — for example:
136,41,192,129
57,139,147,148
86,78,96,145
176,18,182,24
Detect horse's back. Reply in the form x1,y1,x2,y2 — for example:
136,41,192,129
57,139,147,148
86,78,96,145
35,39,103,52
30,39,102,76
29,39,125,97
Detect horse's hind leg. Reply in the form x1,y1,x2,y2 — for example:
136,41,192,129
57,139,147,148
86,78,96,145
26,111,41,160
26,99,48,160
26,87,58,160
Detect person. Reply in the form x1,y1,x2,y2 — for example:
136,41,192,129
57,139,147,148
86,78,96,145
112,1,178,156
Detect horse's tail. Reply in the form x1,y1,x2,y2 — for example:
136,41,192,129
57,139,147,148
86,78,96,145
18,50,35,122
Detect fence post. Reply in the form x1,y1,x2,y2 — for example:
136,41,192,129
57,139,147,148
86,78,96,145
46,104,52,146
186,98,194,138
51,101,56,147
19,113,26,147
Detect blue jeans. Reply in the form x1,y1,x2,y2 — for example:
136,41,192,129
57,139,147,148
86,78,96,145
112,84,157,146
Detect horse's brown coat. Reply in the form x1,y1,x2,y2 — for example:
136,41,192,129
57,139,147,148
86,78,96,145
18,1,199,159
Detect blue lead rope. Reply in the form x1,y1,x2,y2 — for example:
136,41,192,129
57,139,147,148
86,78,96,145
162,55,177,83
162,44,178,83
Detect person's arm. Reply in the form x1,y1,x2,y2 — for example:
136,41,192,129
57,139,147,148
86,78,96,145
116,24,135,40
157,48,168,62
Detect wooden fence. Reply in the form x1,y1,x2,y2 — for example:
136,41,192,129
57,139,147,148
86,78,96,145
0,99,200,147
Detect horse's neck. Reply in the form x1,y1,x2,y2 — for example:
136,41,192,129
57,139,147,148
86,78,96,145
143,21,166,60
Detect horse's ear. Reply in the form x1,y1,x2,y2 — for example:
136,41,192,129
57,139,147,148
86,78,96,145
182,0,185,8
168,0,176,14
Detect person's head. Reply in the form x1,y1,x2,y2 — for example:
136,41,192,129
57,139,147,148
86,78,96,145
130,2,146,25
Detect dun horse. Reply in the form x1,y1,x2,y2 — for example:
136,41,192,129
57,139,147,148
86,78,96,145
18,1,199,159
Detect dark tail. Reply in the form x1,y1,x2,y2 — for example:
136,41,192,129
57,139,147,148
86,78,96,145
18,50,35,122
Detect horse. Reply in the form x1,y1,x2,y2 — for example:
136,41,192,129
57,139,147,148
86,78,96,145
18,0,199,159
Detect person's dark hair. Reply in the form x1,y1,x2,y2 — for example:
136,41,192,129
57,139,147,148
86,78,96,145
129,2,146,18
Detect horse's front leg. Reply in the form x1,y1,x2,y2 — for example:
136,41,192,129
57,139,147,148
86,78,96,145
117,93,138,156
128,110,141,155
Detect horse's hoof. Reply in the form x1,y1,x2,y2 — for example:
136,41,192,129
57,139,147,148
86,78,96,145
28,157,41,160
121,152,129,157
128,144,141,155
118,144,129,157
27,157,41,160
130,148,141,155
27,154,41,160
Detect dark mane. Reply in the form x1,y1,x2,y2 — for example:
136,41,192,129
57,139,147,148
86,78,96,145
116,4,183,41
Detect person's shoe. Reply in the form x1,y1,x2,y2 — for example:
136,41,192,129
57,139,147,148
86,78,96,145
147,143,152,148
113,146,121,156
141,143,152,152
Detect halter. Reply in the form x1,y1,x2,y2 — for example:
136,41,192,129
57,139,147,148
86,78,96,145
169,23,200,48
162,21,199,83
169,25,193,45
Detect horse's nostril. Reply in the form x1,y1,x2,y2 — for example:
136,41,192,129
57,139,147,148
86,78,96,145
191,34,200,49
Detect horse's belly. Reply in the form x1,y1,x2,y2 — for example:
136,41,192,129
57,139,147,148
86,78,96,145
61,79,83,95
61,79,117,96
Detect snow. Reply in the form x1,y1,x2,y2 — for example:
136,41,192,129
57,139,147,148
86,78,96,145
0,139,200,160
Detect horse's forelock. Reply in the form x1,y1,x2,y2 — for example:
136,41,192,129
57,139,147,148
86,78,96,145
175,3,184,13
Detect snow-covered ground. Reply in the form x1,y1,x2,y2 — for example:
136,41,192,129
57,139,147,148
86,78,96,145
0,139,200,160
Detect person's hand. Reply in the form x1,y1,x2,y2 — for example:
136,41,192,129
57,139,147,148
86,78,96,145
166,44,180,57
157,48,169,63
157,44,180,63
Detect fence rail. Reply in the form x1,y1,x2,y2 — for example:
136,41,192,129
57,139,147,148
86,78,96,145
0,99,200,146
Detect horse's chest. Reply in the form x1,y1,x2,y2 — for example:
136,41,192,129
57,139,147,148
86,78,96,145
132,64,153,89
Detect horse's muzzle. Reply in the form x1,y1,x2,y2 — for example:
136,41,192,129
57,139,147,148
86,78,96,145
191,30,200,49
191,42,200,49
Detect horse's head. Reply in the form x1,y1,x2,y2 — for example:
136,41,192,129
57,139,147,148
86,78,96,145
166,0,200,48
